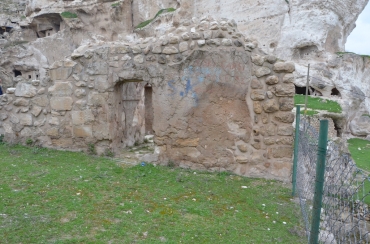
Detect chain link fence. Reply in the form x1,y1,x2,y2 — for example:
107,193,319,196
294,112,370,244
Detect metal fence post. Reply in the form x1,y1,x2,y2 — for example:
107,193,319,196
292,105,300,196
309,119,328,244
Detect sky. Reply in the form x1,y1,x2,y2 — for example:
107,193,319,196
345,3,370,55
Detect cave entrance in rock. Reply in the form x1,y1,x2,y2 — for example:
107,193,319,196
114,80,154,149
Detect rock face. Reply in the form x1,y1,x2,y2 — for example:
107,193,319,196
0,18,295,181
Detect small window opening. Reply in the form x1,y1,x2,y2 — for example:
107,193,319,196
28,75,31,79
36,75,39,79
13,70,22,77
331,88,341,97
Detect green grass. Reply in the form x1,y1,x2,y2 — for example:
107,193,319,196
294,94,342,113
0,144,305,243
135,8,176,29
337,52,370,59
347,138,370,205
347,138,370,172
61,11,78,18
111,2,120,7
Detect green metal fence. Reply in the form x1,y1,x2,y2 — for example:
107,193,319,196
293,106,370,244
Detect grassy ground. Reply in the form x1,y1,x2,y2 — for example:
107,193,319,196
347,138,370,205
0,144,305,243
294,94,342,114
347,138,370,172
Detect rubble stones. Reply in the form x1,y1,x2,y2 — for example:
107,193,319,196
273,62,295,73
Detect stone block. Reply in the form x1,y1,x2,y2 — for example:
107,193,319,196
262,125,276,136
177,147,201,161
179,41,189,52
31,106,42,117
10,114,20,124
279,97,294,111
191,32,201,39
152,45,162,54
50,97,73,111
181,32,190,41
71,110,95,125
131,45,141,54
271,146,293,158
13,98,29,106
277,125,293,136
6,88,16,94
251,54,265,66
266,75,279,85
49,67,73,80
276,137,294,145
162,46,179,54
274,84,295,97
14,83,37,98
73,125,92,138
275,112,295,123
262,99,279,113
273,62,295,73
251,78,263,89
221,39,232,46
251,90,265,101
197,40,206,47
49,117,59,126
206,39,221,46
266,55,277,64
254,67,271,77
46,127,59,137
88,92,108,107
264,137,276,145
94,75,111,92
134,55,144,64
48,82,73,96
203,30,212,39
51,138,73,148
283,74,295,83
237,144,248,153
32,95,49,107
93,124,110,140
175,138,199,147
253,101,262,114
75,89,87,98
169,36,180,44
19,114,32,126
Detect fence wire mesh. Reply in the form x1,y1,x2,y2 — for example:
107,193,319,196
296,115,370,244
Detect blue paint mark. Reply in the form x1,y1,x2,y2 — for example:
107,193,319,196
167,65,223,107
185,79,193,95
198,76,205,83
167,80,177,96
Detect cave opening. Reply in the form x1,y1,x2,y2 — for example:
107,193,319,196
331,87,341,97
333,118,344,137
295,85,311,95
13,70,22,77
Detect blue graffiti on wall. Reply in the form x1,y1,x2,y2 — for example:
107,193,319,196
168,65,222,107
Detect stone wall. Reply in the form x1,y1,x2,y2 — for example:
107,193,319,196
0,18,295,181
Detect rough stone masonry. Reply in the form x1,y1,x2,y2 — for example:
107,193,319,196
0,17,295,181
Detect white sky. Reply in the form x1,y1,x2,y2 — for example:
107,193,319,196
345,3,370,55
